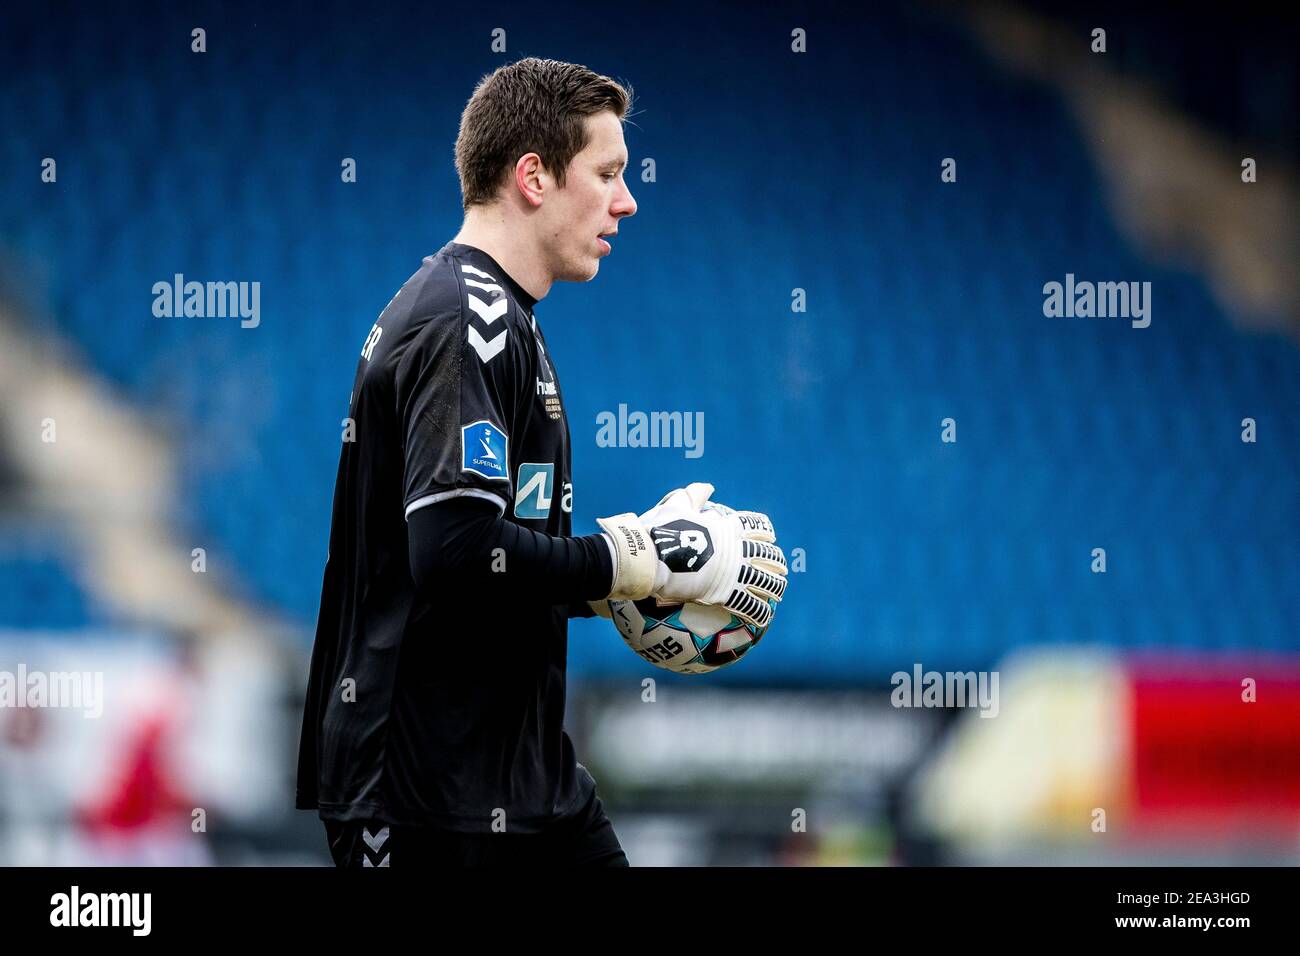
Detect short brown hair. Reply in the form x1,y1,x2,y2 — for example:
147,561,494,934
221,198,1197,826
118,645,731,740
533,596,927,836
454,57,633,211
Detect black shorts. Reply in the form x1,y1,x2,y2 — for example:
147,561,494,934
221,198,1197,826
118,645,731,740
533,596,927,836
322,789,629,868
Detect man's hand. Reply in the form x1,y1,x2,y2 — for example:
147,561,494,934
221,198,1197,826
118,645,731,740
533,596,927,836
646,487,786,629
596,482,713,600
598,483,788,629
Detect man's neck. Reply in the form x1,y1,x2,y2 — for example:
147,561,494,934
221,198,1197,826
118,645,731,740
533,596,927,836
452,208,551,302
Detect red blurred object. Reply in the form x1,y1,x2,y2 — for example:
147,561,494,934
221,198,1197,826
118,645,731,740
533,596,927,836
77,711,194,834
1129,658,1300,830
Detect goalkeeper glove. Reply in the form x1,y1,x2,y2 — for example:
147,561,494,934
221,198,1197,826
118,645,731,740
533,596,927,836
597,483,787,629
596,483,717,601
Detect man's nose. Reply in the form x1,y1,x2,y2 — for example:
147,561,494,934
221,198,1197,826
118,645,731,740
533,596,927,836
613,180,637,218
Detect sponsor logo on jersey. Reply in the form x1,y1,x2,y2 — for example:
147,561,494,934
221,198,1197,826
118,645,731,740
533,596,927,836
461,420,508,480
513,463,573,518
514,463,554,519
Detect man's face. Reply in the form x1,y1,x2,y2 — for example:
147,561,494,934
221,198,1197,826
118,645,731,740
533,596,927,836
540,110,637,282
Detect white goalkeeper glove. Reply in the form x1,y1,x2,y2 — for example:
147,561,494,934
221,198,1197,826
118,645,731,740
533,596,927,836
595,482,716,604
597,482,787,629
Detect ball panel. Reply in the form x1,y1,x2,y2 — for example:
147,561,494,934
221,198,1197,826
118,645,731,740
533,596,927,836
606,596,774,675
677,601,733,637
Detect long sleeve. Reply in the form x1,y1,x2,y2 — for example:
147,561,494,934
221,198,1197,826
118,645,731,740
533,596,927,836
407,495,613,606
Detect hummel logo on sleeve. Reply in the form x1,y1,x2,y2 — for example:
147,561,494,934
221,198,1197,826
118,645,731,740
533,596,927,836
463,275,503,298
462,263,509,363
466,292,508,324
469,324,507,363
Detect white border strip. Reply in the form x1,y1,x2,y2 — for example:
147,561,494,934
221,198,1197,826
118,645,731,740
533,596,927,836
405,487,508,520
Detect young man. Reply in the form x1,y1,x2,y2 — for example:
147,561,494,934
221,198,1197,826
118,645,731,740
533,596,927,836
295,58,788,867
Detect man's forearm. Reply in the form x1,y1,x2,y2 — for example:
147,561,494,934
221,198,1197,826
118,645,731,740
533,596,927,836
407,496,613,605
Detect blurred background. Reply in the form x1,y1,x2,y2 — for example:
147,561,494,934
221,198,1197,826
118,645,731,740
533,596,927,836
0,0,1297,865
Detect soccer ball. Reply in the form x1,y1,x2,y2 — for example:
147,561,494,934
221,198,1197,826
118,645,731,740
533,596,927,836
607,596,773,675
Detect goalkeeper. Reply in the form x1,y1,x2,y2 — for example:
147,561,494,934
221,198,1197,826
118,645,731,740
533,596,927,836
295,57,786,868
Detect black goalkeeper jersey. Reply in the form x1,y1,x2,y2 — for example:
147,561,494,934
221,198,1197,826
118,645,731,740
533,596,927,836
296,241,595,832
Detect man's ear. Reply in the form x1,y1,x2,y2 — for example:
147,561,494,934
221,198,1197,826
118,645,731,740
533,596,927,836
514,152,547,208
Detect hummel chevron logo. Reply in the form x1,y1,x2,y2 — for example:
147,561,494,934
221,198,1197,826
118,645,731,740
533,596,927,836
467,293,508,325
465,277,503,296
362,826,388,852
461,264,509,362
469,325,506,363
462,266,507,321
361,825,390,867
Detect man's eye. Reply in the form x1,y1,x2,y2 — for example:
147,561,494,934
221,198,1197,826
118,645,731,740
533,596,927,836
602,172,616,181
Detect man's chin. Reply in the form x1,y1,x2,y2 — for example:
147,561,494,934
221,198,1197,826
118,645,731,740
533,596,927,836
560,261,600,282
551,254,602,283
